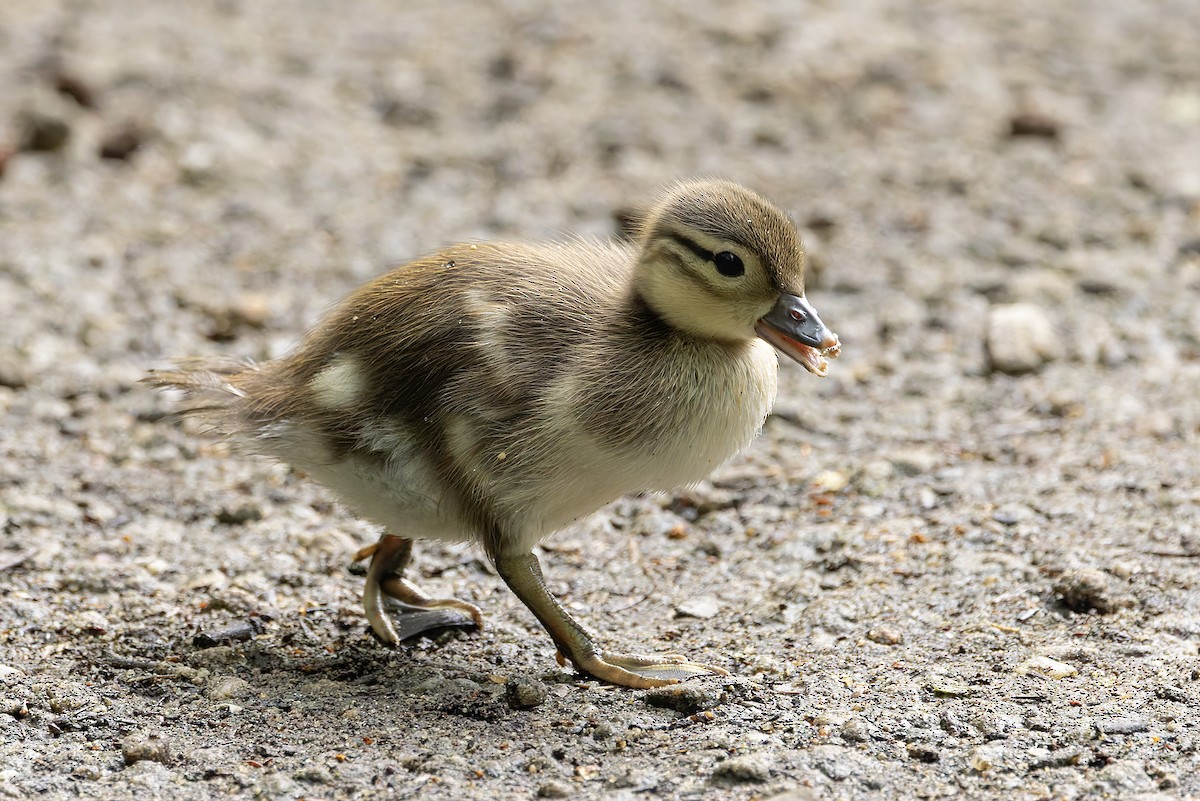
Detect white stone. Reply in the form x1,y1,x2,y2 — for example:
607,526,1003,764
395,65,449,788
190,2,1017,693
986,303,1061,374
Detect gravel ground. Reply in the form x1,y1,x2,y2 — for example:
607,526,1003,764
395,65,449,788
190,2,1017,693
2,1,1200,799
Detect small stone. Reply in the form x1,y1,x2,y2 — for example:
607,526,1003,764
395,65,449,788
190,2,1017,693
1008,111,1061,139
811,470,849,493
643,683,723,714
1053,568,1136,614
18,111,71,152
99,123,144,161
675,597,720,619
839,717,872,743
206,675,251,701
179,143,217,185
216,504,263,525
969,744,1003,772
1028,748,1083,769
121,734,172,766
537,779,572,798
194,619,261,648
939,709,972,736
986,303,1061,375
906,742,940,763
1015,655,1078,679
867,626,903,645
0,351,29,389
927,678,972,697
975,713,1022,740
1099,717,1150,735
713,754,772,783
48,69,96,111
505,677,547,710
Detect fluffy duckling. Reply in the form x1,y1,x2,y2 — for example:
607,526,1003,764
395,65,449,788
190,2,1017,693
150,180,840,688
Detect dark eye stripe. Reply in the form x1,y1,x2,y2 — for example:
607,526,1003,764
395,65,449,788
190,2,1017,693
664,232,716,263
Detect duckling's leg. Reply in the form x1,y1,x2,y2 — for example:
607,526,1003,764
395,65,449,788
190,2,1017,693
354,534,483,644
495,550,728,689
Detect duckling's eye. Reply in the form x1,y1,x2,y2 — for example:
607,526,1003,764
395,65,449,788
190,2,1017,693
714,251,744,277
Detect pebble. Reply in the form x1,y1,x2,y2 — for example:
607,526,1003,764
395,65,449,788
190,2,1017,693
939,710,972,736
99,124,144,161
1008,110,1061,139
0,350,29,389
811,469,849,493
969,744,1003,772
867,626,903,645
194,620,261,648
712,754,772,783
505,677,547,710
51,69,99,109
1099,717,1150,735
18,110,71,152
206,675,252,701
985,303,1061,375
1053,568,1136,614
675,597,720,619
906,742,940,763
643,683,723,714
1014,655,1078,679
537,780,572,798
121,734,173,766
839,717,873,743
216,504,264,525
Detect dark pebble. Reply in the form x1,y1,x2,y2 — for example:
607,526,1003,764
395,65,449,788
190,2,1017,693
53,70,99,109
505,677,547,710
193,619,261,648
18,111,71,153
643,683,723,714
1008,111,1060,139
906,742,940,763
99,124,144,161
216,504,263,525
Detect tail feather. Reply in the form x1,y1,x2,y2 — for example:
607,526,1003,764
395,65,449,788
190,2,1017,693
143,359,260,434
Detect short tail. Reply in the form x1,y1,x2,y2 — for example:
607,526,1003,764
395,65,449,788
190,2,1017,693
143,358,259,434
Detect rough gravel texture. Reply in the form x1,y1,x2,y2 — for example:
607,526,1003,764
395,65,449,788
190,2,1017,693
3,1,1200,799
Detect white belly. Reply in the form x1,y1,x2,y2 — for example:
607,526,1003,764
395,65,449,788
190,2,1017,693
258,340,779,553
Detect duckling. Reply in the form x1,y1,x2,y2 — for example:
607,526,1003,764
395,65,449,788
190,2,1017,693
150,179,840,688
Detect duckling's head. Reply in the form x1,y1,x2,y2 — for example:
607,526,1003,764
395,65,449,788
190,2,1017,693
633,180,841,375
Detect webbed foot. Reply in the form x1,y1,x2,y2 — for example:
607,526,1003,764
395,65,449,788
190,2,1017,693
355,535,483,645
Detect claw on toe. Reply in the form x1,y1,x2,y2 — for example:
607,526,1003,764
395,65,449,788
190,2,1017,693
569,651,729,688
